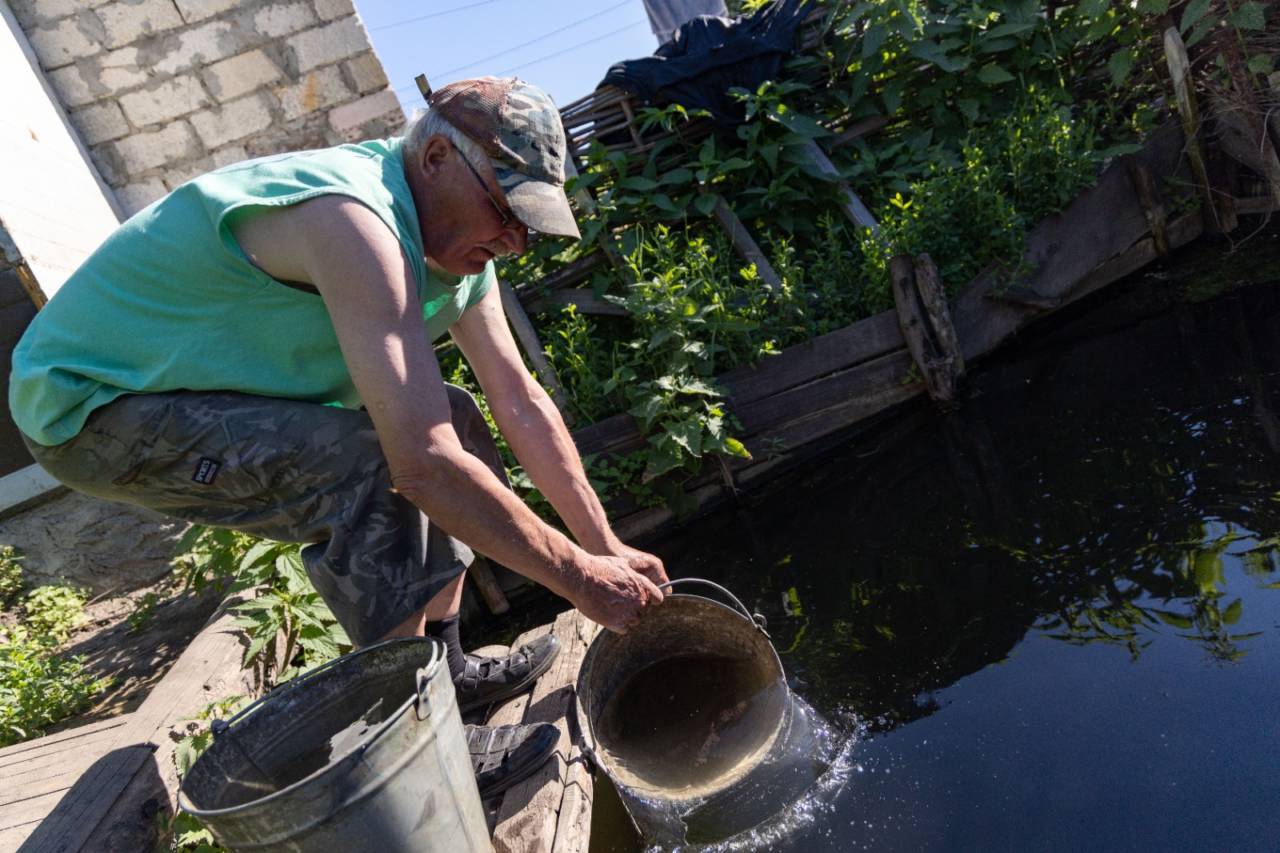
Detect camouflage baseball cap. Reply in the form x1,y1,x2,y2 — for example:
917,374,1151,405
428,77,580,239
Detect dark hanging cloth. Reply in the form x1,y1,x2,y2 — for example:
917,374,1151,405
599,0,811,126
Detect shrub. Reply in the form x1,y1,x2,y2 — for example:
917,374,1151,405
0,546,22,609
0,625,110,746
23,584,89,644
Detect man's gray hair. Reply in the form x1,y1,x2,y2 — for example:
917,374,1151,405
403,107,487,170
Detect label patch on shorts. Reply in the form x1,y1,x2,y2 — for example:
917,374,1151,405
192,458,221,485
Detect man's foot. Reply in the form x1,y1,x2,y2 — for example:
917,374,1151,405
466,722,559,799
454,634,560,713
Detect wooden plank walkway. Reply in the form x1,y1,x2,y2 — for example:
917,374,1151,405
0,592,256,853
2,606,602,852
482,608,602,853
0,716,134,850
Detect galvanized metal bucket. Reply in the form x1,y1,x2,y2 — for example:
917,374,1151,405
576,579,824,845
178,637,490,852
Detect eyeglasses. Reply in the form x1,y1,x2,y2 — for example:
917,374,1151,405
458,152,518,230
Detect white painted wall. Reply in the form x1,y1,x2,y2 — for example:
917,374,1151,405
0,0,120,302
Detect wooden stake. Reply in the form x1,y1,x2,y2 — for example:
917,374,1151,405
1164,26,1234,233
912,253,964,383
794,139,880,234
890,254,961,403
1127,160,1170,256
499,280,575,426
468,557,510,615
704,192,783,293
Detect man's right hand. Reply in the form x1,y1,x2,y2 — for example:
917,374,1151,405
572,555,665,634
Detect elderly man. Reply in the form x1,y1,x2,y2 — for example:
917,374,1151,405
9,77,667,797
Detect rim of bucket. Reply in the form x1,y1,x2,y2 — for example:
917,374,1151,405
178,637,445,819
575,591,787,802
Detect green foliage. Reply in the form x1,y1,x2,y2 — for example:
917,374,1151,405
859,143,1027,312
174,695,249,778
22,584,89,644
158,695,248,853
127,591,160,634
488,0,1176,514
0,625,111,746
174,528,350,688
0,545,23,608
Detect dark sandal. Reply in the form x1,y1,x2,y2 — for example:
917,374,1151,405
454,634,560,713
466,722,559,799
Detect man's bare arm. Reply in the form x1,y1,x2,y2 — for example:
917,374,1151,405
449,286,666,585
229,196,662,631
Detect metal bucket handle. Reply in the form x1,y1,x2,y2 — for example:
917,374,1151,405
209,638,445,739
659,577,770,639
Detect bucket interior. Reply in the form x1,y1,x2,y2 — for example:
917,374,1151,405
580,596,787,800
182,638,434,813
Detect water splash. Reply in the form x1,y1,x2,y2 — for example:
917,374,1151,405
634,699,867,852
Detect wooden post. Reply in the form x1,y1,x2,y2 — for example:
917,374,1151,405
499,280,575,426
468,557,510,616
1127,160,1170,256
1217,34,1280,207
795,138,880,234
889,254,961,403
912,253,964,383
1164,26,1236,233
703,191,783,293
617,97,646,149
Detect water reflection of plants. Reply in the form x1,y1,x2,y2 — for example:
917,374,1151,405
658,286,1280,733
1023,526,1272,664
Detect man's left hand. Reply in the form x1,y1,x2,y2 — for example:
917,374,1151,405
599,541,668,589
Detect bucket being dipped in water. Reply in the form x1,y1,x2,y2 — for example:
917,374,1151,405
178,637,489,852
576,579,826,846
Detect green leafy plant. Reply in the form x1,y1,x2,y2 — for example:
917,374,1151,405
0,545,23,608
22,584,89,644
174,529,350,689
483,0,1183,515
0,624,111,746
127,591,160,634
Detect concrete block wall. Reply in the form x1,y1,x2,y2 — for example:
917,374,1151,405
11,0,405,216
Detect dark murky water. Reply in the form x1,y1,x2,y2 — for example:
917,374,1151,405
594,272,1280,850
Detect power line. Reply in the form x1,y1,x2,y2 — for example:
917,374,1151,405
394,0,635,93
368,0,509,33
494,20,646,77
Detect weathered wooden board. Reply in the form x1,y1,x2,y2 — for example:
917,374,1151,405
952,120,1190,363
16,592,255,853
0,715,137,851
490,609,600,853
516,252,608,301
528,289,629,317
572,310,908,458
721,309,904,407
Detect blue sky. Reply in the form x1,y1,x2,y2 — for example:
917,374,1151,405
353,0,662,117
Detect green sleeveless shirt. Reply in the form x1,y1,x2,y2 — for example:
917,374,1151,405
10,138,494,446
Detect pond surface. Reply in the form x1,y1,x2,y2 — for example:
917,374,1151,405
595,274,1280,851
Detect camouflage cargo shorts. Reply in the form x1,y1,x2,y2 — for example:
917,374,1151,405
23,386,507,645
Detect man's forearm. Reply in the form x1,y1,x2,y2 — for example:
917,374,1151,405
493,382,621,554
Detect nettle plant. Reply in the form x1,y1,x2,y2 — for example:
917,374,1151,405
470,0,1245,517
174,527,350,689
